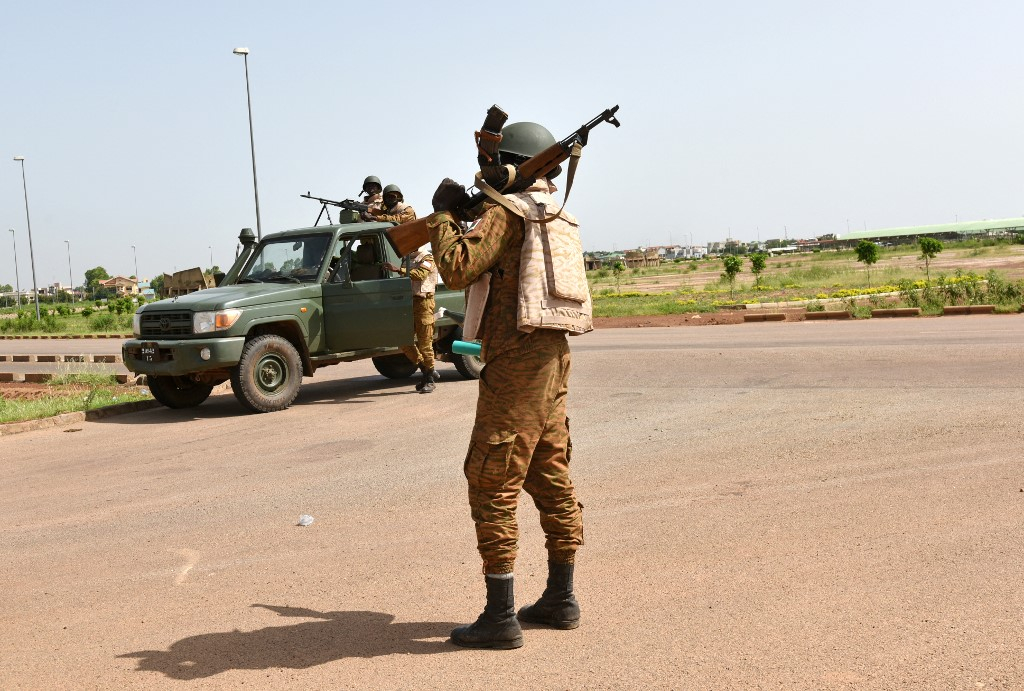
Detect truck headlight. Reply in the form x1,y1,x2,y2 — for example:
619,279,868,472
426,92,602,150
132,312,142,337
193,309,242,334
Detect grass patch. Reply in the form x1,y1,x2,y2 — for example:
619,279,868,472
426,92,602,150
0,311,132,337
0,384,150,424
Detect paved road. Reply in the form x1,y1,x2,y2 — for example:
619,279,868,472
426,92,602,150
1,316,1022,689
0,338,124,356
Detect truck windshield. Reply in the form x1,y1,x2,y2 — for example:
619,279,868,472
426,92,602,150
239,234,331,284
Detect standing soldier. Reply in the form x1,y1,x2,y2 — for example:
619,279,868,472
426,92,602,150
369,184,416,224
385,245,440,393
427,121,591,649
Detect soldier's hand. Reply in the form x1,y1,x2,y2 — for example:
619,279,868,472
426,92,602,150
432,178,470,213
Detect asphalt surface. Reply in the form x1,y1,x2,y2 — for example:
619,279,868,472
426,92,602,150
1,316,1022,689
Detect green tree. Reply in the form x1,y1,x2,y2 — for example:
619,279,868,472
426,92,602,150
722,255,742,298
749,252,767,288
855,240,880,287
84,266,111,298
150,274,165,295
612,261,626,293
0,283,12,293
917,236,943,283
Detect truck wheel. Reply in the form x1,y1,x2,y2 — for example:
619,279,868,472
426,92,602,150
451,327,483,380
230,334,303,413
372,354,418,379
148,375,213,409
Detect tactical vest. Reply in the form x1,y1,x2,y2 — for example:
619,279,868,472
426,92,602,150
407,249,438,297
506,188,593,335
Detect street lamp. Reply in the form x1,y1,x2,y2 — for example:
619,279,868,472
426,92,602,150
8,229,20,308
63,240,75,303
233,47,263,240
209,245,213,268
131,244,139,280
12,156,41,320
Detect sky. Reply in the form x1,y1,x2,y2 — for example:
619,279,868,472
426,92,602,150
2,0,1023,289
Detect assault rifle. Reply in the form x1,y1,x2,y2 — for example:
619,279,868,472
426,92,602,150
388,105,621,256
300,192,370,226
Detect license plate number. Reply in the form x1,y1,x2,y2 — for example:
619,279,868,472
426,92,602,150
140,343,158,362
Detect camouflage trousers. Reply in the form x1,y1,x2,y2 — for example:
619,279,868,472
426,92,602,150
400,294,435,370
464,338,583,574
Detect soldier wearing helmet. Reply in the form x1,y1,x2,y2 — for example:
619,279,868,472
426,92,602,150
428,121,589,650
368,184,417,224
360,175,383,214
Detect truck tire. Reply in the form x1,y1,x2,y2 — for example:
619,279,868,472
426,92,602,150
148,375,213,409
451,327,484,380
372,354,418,379
230,334,303,413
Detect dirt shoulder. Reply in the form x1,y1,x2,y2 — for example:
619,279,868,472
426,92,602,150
595,308,810,328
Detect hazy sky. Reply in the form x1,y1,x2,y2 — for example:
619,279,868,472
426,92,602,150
2,0,1022,288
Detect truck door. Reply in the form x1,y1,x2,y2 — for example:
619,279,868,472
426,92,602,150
322,233,413,352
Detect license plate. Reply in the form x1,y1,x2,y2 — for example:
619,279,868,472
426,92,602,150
140,343,158,362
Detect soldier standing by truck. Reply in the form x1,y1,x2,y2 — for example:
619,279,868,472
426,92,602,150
385,245,440,393
427,121,591,649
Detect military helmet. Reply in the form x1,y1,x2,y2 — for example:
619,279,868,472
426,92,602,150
363,175,381,188
499,122,556,159
383,183,403,199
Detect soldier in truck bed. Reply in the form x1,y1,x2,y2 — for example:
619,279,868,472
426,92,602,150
367,184,416,224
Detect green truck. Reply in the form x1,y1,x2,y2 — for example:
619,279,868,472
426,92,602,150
122,222,481,413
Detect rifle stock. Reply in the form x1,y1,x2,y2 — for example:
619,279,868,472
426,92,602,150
388,214,436,256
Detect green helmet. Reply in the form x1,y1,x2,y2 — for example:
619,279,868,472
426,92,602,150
382,183,403,201
499,122,556,158
363,175,381,189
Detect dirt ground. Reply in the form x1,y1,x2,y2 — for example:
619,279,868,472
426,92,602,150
595,307,811,328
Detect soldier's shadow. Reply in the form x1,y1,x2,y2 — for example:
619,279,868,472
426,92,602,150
119,604,460,680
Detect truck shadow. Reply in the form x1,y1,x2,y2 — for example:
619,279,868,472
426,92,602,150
118,604,460,680
93,371,468,425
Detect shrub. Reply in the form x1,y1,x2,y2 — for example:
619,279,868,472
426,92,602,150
81,307,94,317
90,313,118,330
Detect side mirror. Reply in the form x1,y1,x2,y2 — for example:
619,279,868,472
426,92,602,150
214,272,226,287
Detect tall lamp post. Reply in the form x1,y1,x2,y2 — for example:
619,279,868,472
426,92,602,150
63,240,75,303
131,244,139,280
12,156,40,319
232,47,262,240
8,229,20,308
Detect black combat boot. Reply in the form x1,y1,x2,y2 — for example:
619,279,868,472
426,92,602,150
517,562,580,629
418,367,437,393
450,576,524,649
415,365,439,392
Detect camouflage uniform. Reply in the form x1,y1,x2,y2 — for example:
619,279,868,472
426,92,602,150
374,202,417,225
362,191,384,214
429,193,584,574
395,250,437,370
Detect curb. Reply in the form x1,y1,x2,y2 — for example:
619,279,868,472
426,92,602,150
942,305,996,315
0,334,130,340
743,313,786,322
871,308,921,318
805,311,852,320
0,399,161,437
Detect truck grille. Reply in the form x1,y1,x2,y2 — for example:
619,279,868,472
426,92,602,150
140,311,192,336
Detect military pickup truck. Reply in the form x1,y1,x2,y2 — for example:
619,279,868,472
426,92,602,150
122,222,481,413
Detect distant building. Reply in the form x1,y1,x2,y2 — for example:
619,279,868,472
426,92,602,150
838,217,1024,246
99,276,139,296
